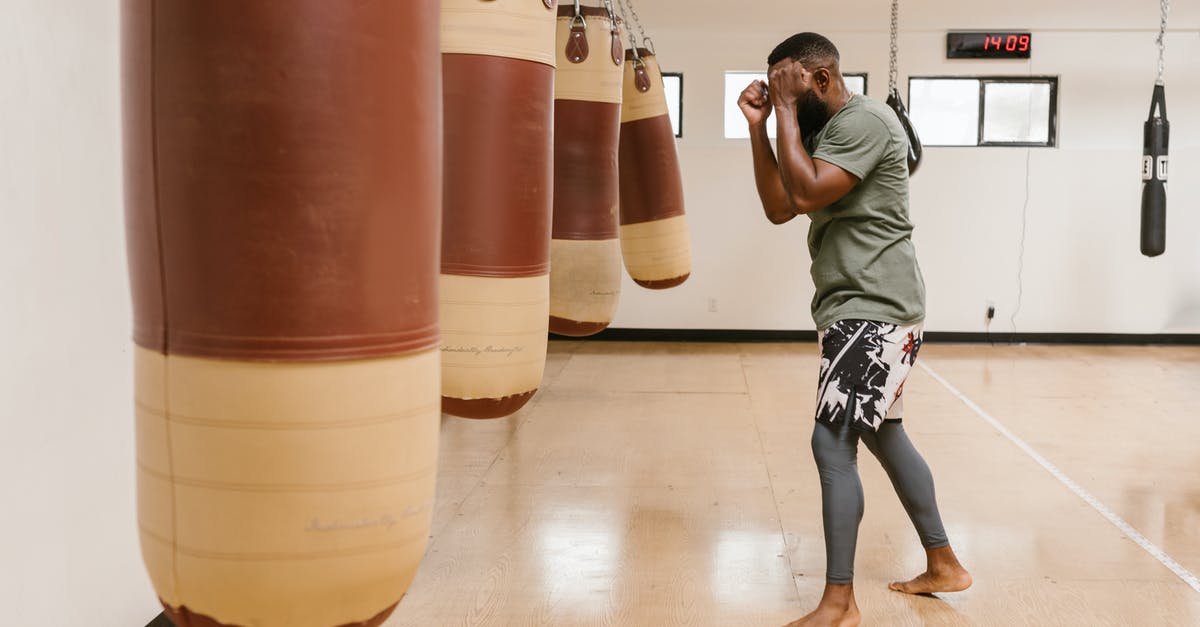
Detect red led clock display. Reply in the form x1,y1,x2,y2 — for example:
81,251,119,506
947,32,1032,59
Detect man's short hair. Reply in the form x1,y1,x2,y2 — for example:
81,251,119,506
768,32,840,69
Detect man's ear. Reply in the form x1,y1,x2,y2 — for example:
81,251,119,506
814,68,831,91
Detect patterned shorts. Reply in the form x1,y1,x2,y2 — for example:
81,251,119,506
816,319,924,432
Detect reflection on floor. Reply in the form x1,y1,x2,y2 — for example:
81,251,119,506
386,341,1200,626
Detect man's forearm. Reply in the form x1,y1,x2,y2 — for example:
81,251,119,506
774,104,820,213
749,123,797,224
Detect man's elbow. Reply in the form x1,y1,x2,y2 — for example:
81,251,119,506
764,202,797,224
788,194,822,215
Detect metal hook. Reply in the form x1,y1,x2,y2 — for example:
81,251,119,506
571,0,586,30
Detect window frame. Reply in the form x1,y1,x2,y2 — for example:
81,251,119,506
661,71,684,138
844,72,869,96
907,75,1059,148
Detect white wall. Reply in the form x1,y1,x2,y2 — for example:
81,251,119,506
609,0,1200,333
0,1,158,624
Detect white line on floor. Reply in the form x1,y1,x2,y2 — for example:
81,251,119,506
918,361,1200,595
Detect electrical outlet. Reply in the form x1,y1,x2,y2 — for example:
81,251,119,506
708,297,718,313
985,300,996,322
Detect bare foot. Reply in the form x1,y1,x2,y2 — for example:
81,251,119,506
785,583,861,627
888,566,972,595
783,604,860,627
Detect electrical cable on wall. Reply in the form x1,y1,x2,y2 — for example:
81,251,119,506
1010,147,1032,334
1008,31,1040,337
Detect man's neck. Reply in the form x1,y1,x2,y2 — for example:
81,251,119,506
828,80,853,113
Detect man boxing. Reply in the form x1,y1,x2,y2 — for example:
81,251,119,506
737,32,972,627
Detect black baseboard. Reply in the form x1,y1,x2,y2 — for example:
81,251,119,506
146,612,171,627
563,328,818,342
561,328,1200,346
923,332,1199,345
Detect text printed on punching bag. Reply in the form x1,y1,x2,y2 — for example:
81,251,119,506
1142,155,1168,183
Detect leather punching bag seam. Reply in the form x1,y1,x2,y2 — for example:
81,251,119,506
148,0,183,602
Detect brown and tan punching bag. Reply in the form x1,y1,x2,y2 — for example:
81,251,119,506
549,5,626,336
122,3,440,625
441,0,557,418
618,49,692,289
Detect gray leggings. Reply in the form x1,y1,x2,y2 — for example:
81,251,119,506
811,419,948,584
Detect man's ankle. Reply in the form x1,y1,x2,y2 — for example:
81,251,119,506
820,585,855,610
926,546,961,568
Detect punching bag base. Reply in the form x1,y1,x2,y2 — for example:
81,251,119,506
161,601,399,627
549,316,611,337
548,239,622,337
618,217,692,289
441,274,550,420
634,273,690,290
443,390,538,420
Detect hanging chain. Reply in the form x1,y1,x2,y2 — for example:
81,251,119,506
1156,0,1170,85
622,0,654,54
889,0,900,93
616,0,640,61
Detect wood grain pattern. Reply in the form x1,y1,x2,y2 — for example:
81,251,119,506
386,342,1200,626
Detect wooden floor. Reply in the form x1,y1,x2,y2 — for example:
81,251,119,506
385,341,1200,626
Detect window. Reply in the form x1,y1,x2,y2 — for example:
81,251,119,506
982,81,1052,144
844,73,868,96
909,79,979,146
723,72,868,139
908,76,1058,147
661,72,683,138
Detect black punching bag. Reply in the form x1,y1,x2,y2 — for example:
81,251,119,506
1141,84,1168,257
887,87,923,175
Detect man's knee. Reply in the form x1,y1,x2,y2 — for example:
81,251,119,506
811,421,858,472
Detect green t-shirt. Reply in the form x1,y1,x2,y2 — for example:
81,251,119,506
803,93,925,330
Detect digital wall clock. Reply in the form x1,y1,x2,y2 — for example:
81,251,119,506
947,32,1032,59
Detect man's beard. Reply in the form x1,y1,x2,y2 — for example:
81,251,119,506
797,91,833,138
